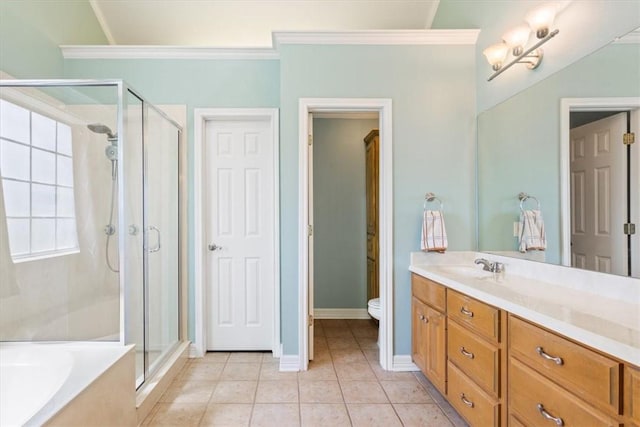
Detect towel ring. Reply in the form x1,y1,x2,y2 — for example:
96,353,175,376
518,192,540,210
424,192,444,211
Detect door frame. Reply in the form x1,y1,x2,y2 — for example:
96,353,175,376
193,108,280,357
298,98,393,371
560,97,640,266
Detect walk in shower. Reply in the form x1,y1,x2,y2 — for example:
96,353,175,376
0,80,183,389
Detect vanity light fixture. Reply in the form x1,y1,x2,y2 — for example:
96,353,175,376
486,2,560,81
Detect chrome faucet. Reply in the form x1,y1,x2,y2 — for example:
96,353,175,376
474,258,505,273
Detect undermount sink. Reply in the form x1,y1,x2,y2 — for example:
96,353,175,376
430,265,496,280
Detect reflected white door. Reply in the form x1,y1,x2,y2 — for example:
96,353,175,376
570,112,626,274
206,119,274,350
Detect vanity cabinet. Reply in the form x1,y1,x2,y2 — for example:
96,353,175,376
446,290,506,427
508,315,622,426
625,365,640,426
364,129,379,301
411,274,447,394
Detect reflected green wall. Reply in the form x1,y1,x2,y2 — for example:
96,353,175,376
478,43,640,262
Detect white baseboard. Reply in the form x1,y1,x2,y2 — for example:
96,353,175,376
279,354,301,372
314,308,370,319
392,355,419,371
189,343,203,358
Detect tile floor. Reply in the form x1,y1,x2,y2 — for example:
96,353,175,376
143,319,468,426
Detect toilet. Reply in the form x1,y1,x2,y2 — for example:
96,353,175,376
367,298,381,347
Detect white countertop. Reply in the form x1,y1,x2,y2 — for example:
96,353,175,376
409,252,640,366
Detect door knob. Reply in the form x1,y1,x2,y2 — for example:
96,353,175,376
208,243,222,251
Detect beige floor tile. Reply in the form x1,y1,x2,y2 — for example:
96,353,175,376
259,362,299,381
159,380,216,403
299,380,343,403
363,349,379,363
300,403,351,427
221,363,261,380
330,348,367,364
298,360,337,381
340,380,389,403
319,319,348,328
313,337,329,351
346,403,402,427
324,327,354,338
393,403,454,427
327,336,360,350
200,403,253,426
147,402,206,426
210,381,258,403
255,380,299,403
380,380,432,403
140,404,159,426
228,352,266,363
334,362,376,381
370,364,417,381
179,362,225,382
250,403,300,427
351,327,378,339
346,319,376,328
355,335,379,349
202,352,231,363
261,353,278,363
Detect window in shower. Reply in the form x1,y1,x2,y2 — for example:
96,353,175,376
0,99,79,260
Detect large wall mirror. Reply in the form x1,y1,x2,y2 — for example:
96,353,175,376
477,28,640,278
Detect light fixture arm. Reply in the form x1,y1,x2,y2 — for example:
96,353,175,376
488,29,559,81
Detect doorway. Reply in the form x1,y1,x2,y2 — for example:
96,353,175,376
193,108,280,357
298,98,393,371
561,98,640,277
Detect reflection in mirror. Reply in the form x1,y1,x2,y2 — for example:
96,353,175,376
478,29,640,278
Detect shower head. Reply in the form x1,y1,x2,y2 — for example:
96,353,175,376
87,123,117,140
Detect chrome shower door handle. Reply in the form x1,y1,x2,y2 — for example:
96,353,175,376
148,226,161,253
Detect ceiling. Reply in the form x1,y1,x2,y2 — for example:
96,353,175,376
90,0,441,47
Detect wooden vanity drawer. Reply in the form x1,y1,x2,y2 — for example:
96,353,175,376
509,315,621,415
447,290,500,342
411,273,446,312
509,357,621,427
625,364,640,425
448,319,500,397
447,361,500,427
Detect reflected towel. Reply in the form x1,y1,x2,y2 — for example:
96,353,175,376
421,210,448,253
519,209,546,252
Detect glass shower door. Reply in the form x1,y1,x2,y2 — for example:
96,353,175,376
144,105,180,375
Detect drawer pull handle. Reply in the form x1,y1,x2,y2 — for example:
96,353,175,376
460,393,474,408
418,314,428,323
536,346,564,365
460,307,474,317
537,403,564,426
460,347,475,359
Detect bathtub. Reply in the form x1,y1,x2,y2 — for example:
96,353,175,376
0,342,135,426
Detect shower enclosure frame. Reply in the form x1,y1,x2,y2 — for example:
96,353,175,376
0,79,186,387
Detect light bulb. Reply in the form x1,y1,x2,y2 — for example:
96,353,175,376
525,3,557,38
483,43,509,71
502,25,531,56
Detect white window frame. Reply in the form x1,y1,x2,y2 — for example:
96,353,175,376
0,99,79,261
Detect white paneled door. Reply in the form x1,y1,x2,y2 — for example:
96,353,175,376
570,112,626,275
206,118,274,350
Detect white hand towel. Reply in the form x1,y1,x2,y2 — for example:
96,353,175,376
518,209,546,252
421,210,448,253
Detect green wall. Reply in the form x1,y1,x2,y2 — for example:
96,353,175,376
477,43,640,263
279,44,477,355
0,1,106,78
313,118,378,309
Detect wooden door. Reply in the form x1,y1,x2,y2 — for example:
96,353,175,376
364,130,379,300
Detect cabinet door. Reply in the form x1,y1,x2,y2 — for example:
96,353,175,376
424,304,447,394
367,258,378,300
412,297,428,373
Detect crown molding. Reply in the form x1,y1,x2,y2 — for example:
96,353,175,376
273,29,480,47
60,46,280,60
